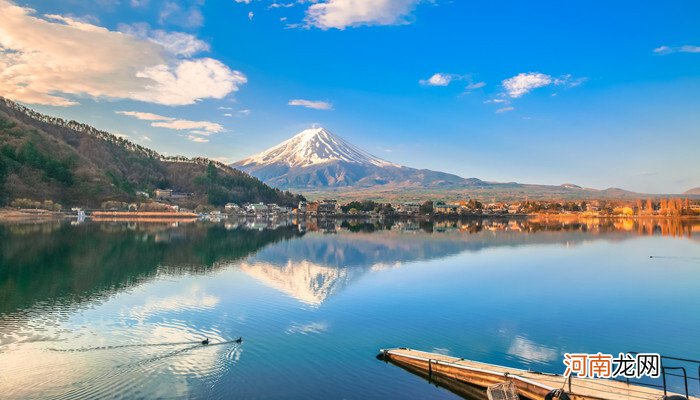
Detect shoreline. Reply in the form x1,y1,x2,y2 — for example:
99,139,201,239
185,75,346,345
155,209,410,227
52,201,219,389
1,207,698,223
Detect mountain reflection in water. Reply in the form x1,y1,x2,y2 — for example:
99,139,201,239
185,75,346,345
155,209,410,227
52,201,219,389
0,217,698,399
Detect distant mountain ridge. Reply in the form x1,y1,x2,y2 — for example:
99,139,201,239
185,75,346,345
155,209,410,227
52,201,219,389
232,127,660,200
0,97,302,207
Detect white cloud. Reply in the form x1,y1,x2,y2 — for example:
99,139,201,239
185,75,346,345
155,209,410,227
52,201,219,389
116,110,225,133
420,73,452,86
288,99,333,110
680,45,700,53
496,106,514,113
420,73,485,91
0,0,246,107
187,135,209,143
248,11,254,20
270,2,296,9
116,111,175,121
305,0,421,30
653,45,672,54
133,59,247,105
159,0,204,28
654,44,700,55
235,0,252,3
502,72,553,98
501,72,583,98
119,23,210,56
188,129,214,136
484,98,506,104
151,119,224,132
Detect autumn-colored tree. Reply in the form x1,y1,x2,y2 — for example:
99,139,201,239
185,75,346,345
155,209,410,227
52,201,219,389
645,198,654,214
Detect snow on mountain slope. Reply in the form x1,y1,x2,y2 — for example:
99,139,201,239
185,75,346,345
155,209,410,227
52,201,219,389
236,127,401,168
231,127,481,190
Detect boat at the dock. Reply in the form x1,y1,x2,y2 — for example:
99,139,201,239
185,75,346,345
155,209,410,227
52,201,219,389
377,348,697,400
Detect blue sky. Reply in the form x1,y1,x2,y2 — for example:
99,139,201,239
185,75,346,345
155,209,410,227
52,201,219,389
1,0,699,193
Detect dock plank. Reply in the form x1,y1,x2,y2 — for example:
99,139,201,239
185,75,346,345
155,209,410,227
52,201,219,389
380,348,695,400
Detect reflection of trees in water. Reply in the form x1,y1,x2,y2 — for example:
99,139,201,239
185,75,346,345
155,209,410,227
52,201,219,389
0,222,302,315
420,217,698,239
1,217,696,314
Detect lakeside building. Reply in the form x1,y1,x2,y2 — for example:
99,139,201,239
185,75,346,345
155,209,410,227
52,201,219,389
154,188,194,200
318,199,338,215
434,201,458,214
246,203,268,215
508,204,522,214
225,203,241,213
306,202,319,216
396,203,421,215
154,189,172,198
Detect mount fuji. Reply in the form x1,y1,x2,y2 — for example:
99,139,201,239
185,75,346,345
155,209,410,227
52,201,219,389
231,127,484,190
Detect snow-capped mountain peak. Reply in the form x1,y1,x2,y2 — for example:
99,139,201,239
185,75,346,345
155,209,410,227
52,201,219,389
237,127,401,168
232,126,476,190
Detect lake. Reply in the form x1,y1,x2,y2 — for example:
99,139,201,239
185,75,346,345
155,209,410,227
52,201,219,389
1,217,699,399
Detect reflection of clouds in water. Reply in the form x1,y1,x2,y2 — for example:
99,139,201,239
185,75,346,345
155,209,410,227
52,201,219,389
225,345,243,362
370,261,403,272
432,347,450,355
507,336,558,364
286,321,329,335
0,280,234,399
126,284,219,322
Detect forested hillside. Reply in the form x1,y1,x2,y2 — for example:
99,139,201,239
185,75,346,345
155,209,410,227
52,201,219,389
0,97,303,208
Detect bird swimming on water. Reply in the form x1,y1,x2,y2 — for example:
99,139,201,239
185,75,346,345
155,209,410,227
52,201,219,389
201,338,209,345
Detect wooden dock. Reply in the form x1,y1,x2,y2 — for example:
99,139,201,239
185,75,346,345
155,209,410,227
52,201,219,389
378,348,694,400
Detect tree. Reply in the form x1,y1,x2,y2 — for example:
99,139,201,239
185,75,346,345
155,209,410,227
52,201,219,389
420,200,433,214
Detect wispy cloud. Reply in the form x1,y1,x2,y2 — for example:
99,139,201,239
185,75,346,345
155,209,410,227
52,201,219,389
654,45,700,55
502,72,584,98
288,99,333,110
0,0,246,106
420,72,454,86
305,0,422,30
118,22,210,56
420,72,485,91
116,111,225,133
158,0,204,28
223,109,251,117
496,106,514,113
115,111,174,121
186,135,209,143
502,73,553,98
466,81,486,90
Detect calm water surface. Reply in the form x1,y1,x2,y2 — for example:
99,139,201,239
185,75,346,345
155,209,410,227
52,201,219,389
1,218,699,399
